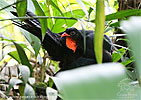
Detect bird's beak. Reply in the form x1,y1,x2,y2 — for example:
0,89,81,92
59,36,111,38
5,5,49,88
61,32,70,38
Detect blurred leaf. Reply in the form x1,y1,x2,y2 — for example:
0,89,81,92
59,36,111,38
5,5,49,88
112,48,126,62
8,51,21,63
52,9,85,33
28,77,35,85
56,63,128,99
79,20,86,53
110,21,120,27
20,29,41,57
106,9,141,21
14,42,33,75
43,1,52,29
126,70,137,81
24,83,35,100
121,17,141,84
0,0,15,17
37,54,43,65
46,87,58,100
32,0,47,41
104,27,114,33
121,57,134,66
16,0,27,18
76,0,88,19
30,34,41,57
47,0,64,17
7,78,22,95
18,65,30,83
94,0,105,63
66,0,73,17
91,9,141,22
19,84,25,97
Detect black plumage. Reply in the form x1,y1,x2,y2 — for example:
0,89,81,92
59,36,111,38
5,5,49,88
11,11,112,72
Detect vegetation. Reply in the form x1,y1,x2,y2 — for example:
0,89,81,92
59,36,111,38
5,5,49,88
0,0,140,100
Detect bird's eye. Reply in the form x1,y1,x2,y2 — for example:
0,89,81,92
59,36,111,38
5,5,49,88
70,31,75,35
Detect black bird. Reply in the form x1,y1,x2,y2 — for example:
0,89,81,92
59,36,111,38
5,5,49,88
11,11,112,72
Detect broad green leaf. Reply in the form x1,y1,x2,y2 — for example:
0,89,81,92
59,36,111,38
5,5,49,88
7,78,22,95
32,0,47,41
18,65,30,83
24,84,35,100
14,42,33,75
56,63,128,99
16,0,27,17
8,51,21,63
121,17,141,85
94,0,105,64
52,9,85,33
76,0,88,19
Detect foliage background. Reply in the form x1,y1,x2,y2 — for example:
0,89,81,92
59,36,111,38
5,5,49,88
0,0,140,100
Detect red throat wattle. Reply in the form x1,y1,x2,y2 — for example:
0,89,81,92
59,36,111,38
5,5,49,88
61,32,77,52
66,37,77,53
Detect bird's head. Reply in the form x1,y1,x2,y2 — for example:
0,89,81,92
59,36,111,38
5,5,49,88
61,27,83,53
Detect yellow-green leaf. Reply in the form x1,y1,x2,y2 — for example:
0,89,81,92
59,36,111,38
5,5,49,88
32,0,47,41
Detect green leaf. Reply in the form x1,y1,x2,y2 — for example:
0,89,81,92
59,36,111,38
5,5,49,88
18,65,30,83
76,0,88,19
47,0,64,17
106,9,141,21
121,57,134,66
56,63,128,99
16,0,27,18
32,0,47,41
30,34,41,57
110,21,120,27
19,84,25,97
91,9,141,22
52,9,85,33
8,51,21,63
14,42,33,76
7,78,23,95
20,29,41,57
121,17,141,85
88,7,93,20
48,77,54,87
94,0,105,63
24,84,35,100
112,48,126,62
